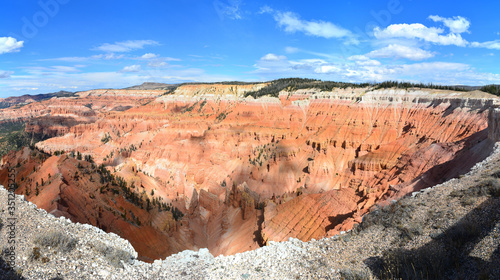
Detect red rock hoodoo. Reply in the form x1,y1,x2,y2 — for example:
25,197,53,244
1,84,497,261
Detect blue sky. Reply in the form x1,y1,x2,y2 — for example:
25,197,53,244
0,0,499,97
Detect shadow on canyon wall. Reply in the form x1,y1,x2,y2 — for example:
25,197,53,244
407,129,493,194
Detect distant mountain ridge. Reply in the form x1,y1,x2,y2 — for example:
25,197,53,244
0,91,75,109
124,82,178,90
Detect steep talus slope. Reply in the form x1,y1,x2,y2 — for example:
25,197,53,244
1,84,498,261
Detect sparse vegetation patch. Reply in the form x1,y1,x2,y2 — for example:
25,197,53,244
35,231,78,253
94,242,133,268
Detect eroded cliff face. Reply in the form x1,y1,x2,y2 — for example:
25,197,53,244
167,83,268,97
1,84,497,260
0,89,163,138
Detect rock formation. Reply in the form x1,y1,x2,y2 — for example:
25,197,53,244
0,83,498,261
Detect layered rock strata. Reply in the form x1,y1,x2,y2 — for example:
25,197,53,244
0,84,498,260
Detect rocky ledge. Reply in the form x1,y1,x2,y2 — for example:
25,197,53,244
1,142,499,279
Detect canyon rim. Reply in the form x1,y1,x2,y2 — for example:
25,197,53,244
0,81,498,262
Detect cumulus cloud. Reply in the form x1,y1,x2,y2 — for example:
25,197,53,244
373,16,500,51
471,40,500,50
261,53,287,61
0,37,24,54
273,11,354,41
93,40,159,52
141,53,159,59
374,23,468,46
120,65,141,73
428,15,470,34
251,50,500,85
0,71,13,78
314,65,340,74
367,44,434,60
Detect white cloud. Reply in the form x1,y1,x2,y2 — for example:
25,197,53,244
214,0,242,20
120,65,142,73
259,5,273,14
428,15,470,34
367,44,434,60
355,59,381,66
471,40,500,50
289,59,328,71
398,62,469,73
314,65,340,74
261,53,287,61
0,37,24,54
141,53,159,59
348,55,370,61
253,55,294,74
0,66,242,97
295,59,328,65
374,23,468,46
93,40,159,52
0,71,13,78
148,61,168,68
273,11,354,40
346,55,381,65
92,53,125,60
252,51,500,85
144,55,181,67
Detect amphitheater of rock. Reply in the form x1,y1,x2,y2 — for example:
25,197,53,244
1,84,498,261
